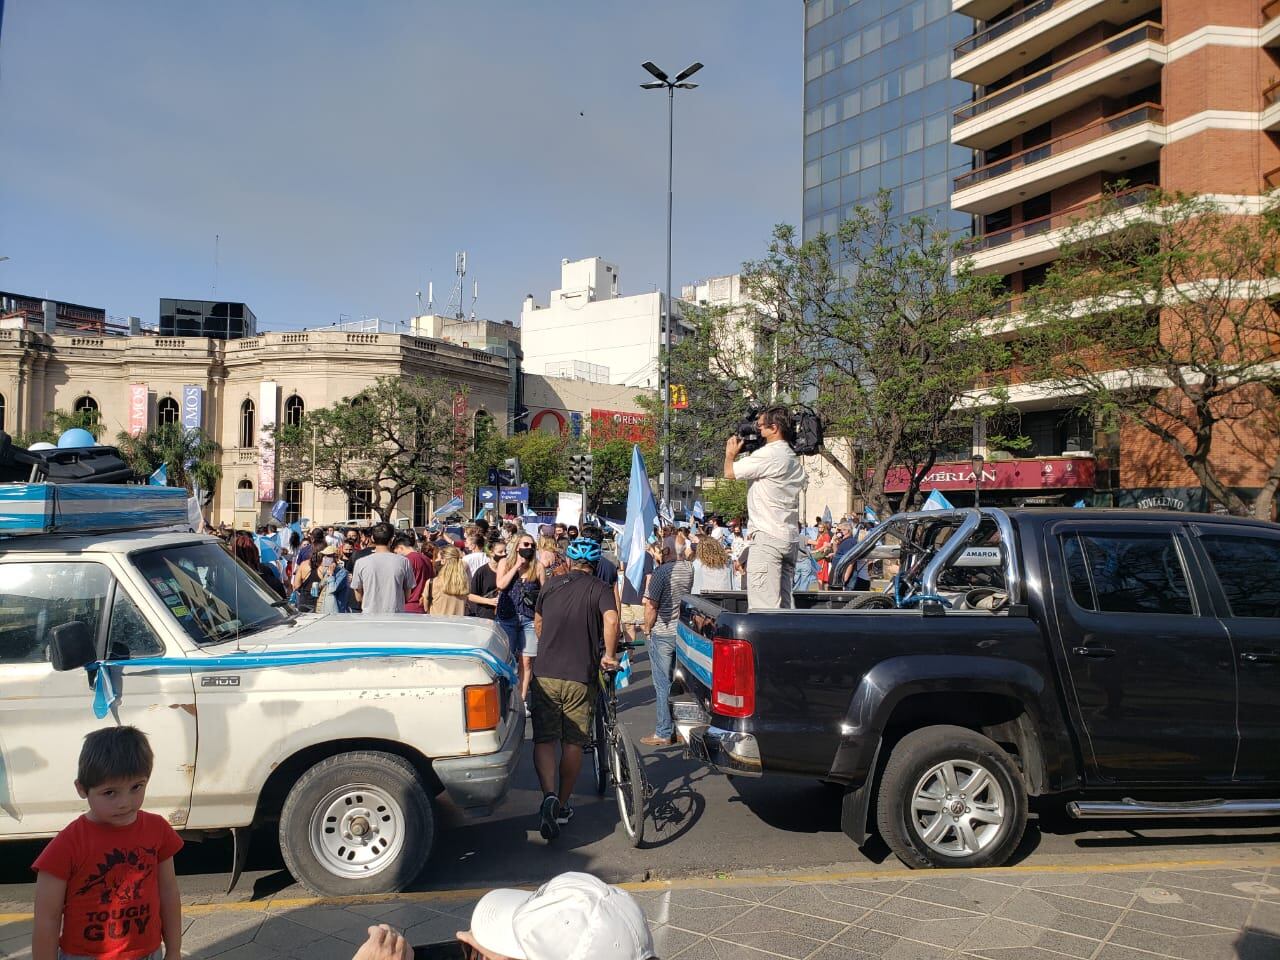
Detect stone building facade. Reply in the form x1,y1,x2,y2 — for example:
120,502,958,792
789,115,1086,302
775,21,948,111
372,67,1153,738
0,327,510,528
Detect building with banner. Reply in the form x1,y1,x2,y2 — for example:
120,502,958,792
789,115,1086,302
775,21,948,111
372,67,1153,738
0,326,509,528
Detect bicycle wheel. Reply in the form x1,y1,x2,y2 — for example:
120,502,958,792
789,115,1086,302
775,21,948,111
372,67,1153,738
610,730,646,846
590,693,608,795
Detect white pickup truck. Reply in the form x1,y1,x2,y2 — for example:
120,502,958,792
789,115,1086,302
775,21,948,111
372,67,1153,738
0,530,523,896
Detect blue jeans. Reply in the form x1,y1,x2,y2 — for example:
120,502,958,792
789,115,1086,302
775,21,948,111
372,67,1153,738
649,626,676,739
497,618,522,655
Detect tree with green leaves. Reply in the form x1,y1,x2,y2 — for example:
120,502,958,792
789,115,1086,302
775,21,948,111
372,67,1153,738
115,424,222,493
657,193,1010,517
276,376,459,523
704,479,747,522
15,407,104,447
582,437,658,510
468,428,573,509
1021,189,1280,519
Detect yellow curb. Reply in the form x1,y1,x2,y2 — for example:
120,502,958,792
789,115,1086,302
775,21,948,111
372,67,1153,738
1,853,1277,924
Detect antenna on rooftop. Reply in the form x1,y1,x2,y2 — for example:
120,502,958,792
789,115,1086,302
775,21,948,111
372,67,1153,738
471,280,478,321
428,281,434,313
447,252,467,319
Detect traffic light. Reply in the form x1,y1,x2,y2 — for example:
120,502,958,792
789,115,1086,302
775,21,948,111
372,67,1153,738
569,453,594,485
502,456,521,486
486,466,499,486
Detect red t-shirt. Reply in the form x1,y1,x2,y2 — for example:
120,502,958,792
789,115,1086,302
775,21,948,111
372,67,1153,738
403,550,431,613
33,812,183,960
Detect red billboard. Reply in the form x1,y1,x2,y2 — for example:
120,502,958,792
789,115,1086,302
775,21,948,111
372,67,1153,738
590,408,655,445
882,456,1096,493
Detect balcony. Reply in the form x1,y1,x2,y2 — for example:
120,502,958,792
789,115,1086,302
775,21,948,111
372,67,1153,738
952,22,1165,151
1264,79,1280,130
953,0,1161,86
1265,0,1280,46
954,0,1021,24
952,104,1164,214
960,185,1156,274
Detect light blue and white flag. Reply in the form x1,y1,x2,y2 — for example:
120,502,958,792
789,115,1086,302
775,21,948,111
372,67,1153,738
615,651,633,689
864,506,878,523
691,500,705,521
148,463,168,486
619,445,659,597
271,499,289,523
433,496,465,518
658,498,675,524
921,489,954,511
1073,498,1087,509
822,504,833,524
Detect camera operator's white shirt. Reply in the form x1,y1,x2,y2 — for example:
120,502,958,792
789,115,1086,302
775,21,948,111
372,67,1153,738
734,440,806,544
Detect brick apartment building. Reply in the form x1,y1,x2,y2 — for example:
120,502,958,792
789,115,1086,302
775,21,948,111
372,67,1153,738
947,0,1280,512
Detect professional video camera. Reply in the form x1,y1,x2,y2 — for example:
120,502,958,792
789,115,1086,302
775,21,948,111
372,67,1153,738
736,405,824,457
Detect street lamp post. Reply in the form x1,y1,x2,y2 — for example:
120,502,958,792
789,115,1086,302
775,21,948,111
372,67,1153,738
641,59,702,507
970,453,986,509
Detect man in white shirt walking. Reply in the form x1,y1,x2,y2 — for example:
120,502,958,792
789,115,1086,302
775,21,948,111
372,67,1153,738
724,407,807,609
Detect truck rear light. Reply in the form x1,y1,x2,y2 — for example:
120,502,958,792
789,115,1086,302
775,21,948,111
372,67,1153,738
464,683,501,731
711,637,755,718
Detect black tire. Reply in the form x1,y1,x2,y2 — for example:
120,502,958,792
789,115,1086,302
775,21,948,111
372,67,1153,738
610,731,646,847
849,594,895,609
278,750,433,896
591,695,609,795
875,725,1026,869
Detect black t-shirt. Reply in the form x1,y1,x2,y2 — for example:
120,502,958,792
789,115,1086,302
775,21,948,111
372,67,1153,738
619,554,654,605
468,565,498,619
534,571,616,685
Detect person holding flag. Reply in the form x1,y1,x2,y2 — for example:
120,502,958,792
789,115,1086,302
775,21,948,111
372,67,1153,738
617,445,659,645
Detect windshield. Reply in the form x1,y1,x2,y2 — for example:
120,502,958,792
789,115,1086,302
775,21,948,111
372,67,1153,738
132,542,292,645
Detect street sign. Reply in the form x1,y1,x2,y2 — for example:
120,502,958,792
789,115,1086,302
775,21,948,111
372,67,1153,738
478,485,499,506
499,485,530,503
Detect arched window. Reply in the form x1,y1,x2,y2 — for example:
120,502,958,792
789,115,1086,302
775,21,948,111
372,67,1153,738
283,480,303,524
157,397,180,426
239,399,256,448
237,478,253,490
73,395,98,414
284,394,305,428
348,483,374,521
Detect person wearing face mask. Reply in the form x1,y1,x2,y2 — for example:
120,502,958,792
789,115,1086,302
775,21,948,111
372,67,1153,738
500,534,546,701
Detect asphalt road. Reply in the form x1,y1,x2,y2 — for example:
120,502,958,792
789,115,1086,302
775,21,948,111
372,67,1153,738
3,651,1279,908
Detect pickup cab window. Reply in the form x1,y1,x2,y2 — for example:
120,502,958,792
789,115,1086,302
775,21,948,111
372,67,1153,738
132,542,291,645
1060,532,1193,615
1200,534,1280,618
0,562,112,664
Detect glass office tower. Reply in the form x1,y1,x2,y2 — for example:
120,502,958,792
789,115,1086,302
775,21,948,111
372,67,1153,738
803,0,973,248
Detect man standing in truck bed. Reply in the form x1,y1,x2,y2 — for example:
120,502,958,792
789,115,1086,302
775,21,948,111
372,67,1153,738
724,407,806,609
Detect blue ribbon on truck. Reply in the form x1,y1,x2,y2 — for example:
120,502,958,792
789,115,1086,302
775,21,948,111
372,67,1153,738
0,483,189,535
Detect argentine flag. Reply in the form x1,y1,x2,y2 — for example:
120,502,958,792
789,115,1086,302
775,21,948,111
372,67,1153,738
922,489,954,511
618,445,659,597
148,463,168,486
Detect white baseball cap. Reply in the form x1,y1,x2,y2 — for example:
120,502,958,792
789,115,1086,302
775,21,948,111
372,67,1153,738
468,872,654,960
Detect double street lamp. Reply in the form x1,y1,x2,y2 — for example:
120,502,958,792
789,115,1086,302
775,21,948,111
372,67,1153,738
641,59,702,506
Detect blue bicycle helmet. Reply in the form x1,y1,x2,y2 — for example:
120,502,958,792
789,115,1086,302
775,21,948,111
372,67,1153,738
565,537,602,563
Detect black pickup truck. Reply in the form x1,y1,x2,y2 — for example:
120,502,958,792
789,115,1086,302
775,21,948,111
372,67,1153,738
672,507,1280,869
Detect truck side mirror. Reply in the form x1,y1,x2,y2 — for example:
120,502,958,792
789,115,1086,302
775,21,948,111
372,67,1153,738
50,621,97,672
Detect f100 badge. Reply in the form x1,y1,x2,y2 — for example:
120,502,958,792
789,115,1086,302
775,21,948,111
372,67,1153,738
200,676,241,687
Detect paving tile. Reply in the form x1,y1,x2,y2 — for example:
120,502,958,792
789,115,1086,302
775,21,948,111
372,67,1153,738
0,923,31,943
1251,900,1280,936
716,929,831,959
252,916,329,951
1025,871,1150,894
706,884,792,905
0,934,30,960
764,884,883,922
716,904,847,941
1233,928,1280,960
1107,923,1241,960
1095,946,1171,960
808,944,885,960
195,943,282,960
345,900,416,919
854,910,986,949
184,912,264,956
1123,904,1241,936
833,923,904,956
878,895,985,921
664,903,756,936
963,949,1085,960
364,903,445,931
897,877,1019,914
650,923,705,957
286,936,377,960
991,890,1117,940
404,912,470,945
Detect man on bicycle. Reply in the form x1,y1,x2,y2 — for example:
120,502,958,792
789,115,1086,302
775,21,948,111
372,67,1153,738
530,538,620,840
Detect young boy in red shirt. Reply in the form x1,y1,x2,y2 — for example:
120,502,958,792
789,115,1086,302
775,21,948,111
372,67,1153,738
32,726,183,960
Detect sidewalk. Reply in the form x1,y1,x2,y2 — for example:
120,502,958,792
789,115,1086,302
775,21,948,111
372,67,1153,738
2,858,1277,960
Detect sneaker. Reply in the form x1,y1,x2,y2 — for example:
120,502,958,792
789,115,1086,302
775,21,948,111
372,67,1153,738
555,804,575,826
640,734,676,747
538,794,561,840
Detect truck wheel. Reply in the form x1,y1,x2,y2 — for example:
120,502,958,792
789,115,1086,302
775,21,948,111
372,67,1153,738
876,725,1026,869
279,751,433,896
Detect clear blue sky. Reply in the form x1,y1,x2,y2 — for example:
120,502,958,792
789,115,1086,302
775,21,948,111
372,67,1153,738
0,2,800,331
